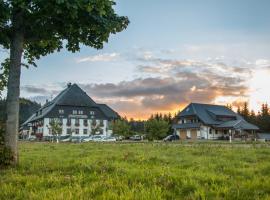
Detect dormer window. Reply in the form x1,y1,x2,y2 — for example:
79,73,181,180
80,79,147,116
90,111,95,115
73,110,77,115
59,109,64,114
78,110,83,115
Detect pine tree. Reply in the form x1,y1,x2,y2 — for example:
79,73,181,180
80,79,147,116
241,102,250,119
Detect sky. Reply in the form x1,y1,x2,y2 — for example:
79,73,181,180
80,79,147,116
1,0,270,119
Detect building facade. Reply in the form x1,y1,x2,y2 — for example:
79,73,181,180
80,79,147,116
173,103,259,140
21,83,119,139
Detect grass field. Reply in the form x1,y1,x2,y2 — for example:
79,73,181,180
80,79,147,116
1,142,270,200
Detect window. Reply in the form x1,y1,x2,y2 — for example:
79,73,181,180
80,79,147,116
75,129,80,134
83,119,88,126
83,129,88,135
90,111,95,115
182,120,184,124
73,110,77,115
215,130,218,134
78,110,83,115
209,128,212,134
67,128,71,135
100,120,104,127
59,109,64,114
66,119,71,126
75,119,80,126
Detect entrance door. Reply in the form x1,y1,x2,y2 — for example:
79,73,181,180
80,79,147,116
180,130,187,140
190,129,197,140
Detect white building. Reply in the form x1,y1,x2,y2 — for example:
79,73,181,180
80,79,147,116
173,103,259,140
21,83,119,139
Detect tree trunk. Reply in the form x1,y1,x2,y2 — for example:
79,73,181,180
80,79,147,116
5,11,24,165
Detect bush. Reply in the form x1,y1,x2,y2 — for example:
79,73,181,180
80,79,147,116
0,123,13,167
145,119,169,140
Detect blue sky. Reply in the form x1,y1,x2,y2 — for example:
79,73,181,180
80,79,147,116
1,0,270,119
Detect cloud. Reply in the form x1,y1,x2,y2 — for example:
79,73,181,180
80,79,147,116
21,85,52,94
21,85,61,99
20,49,265,119
76,53,120,63
77,71,248,118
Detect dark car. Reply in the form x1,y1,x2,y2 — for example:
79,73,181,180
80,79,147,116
163,134,180,142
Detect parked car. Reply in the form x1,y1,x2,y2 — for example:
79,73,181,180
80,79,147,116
92,135,105,142
163,134,179,142
60,136,72,142
28,135,36,141
113,135,124,141
70,136,88,143
101,136,117,142
129,135,142,141
82,136,94,142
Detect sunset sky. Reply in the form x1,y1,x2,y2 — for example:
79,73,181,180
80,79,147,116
1,0,270,119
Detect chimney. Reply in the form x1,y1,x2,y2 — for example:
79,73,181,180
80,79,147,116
46,99,49,104
67,82,72,88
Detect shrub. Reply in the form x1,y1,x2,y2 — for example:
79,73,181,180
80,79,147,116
0,123,13,167
145,119,169,140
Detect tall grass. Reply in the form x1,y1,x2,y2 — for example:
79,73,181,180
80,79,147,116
1,142,270,200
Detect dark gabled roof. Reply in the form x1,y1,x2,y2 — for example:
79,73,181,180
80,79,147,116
177,103,259,130
55,84,96,106
179,103,243,125
97,104,119,119
172,123,201,129
215,119,259,130
21,113,36,127
23,83,117,123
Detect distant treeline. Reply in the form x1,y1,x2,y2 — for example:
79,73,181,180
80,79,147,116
0,98,41,125
232,102,270,132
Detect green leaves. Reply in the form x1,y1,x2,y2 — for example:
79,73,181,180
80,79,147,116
112,119,131,137
0,58,10,96
145,119,170,140
0,0,129,65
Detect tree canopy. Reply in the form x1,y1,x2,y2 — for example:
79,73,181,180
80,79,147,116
0,0,129,66
145,119,169,141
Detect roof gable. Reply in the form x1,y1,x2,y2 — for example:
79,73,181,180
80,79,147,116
179,103,243,125
56,84,96,107
97,104,119,119
24,84,99,122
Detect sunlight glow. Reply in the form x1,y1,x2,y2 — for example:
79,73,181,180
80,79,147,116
249,69,270,112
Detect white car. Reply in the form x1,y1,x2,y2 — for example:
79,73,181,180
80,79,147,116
82,136,94,142
92,135,105,142
60,137,71,142
102,136,117,142
28,135,36,141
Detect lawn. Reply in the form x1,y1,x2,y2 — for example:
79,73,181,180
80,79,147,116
1,142,270,200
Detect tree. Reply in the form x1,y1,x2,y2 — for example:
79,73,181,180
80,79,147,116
48,119,62,143
91,119,102,135
241,102,250,119
145,119,169,141
0,0,129,164
112,119,131,138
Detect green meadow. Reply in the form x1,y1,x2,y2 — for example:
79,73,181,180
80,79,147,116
1,142,270,200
